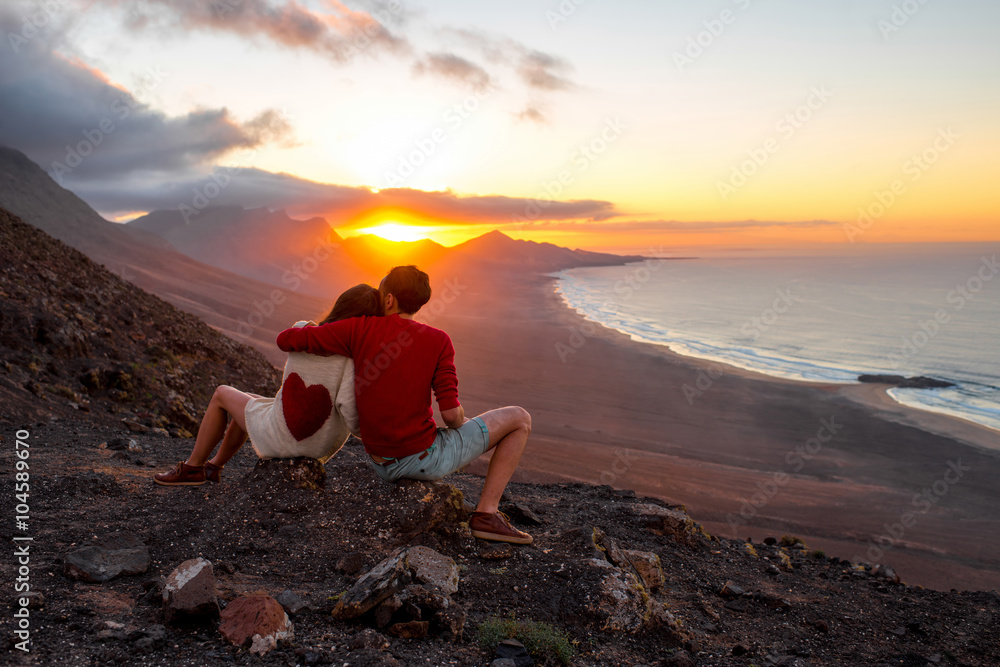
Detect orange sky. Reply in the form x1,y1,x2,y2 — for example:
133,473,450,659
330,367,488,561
7,0,998,253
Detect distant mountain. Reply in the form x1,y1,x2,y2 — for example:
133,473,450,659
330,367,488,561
127,206,357,296
446,229,648,272
0,146,333,365
0,145,652,362
126,208,648,293
0,146,173,255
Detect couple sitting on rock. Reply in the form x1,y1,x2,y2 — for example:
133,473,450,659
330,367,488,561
154,266,532,544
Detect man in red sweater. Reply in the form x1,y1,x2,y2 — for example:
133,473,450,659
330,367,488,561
276,265,533,544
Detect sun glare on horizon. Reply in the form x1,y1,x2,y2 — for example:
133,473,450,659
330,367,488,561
362,222,427,243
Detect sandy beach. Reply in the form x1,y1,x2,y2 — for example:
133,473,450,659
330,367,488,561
426,268,1000,592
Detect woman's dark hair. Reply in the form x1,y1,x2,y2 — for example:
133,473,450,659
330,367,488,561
318,284,383,324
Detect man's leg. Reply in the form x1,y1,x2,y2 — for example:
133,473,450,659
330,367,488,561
186,386,253,467
474,406,531,514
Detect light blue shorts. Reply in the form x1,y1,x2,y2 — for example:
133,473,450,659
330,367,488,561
370,417,491,483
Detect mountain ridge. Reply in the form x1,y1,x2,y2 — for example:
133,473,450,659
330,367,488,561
0,145,335,365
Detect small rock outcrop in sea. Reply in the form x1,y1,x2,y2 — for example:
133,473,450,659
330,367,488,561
858,374,955,389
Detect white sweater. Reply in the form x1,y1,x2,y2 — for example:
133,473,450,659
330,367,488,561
243,323,358,462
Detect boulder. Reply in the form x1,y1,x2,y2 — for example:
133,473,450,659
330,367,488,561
873,564,901,583
501,501,544,526
719,581,745,598
276,590,308,616
333,546,459,620
122,418,150,433
622,550,664,592
495,638,534,666
585,558,650,633
387,620,428,639
398,584,451,614
343,649,401,666
664,650,696,667
592,526,628,565
63,533,150,582
162,557,219,624
434,606,467,643
219,594,293,655
333,549,413,620
591,528,664,593
405,546,459,595
374,595,403,628
632,503,709,545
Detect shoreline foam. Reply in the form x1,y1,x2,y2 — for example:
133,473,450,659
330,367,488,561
432,270,1000,591
553,265,1000,436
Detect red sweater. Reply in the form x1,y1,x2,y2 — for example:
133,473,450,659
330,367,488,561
276,314,460,458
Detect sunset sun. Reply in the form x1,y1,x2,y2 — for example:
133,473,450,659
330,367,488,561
364,222,426,243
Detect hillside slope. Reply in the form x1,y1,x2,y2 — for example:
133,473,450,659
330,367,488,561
0,206,280,432
0,146,333,364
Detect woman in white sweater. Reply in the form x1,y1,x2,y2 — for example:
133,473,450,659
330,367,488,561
153,284,382,486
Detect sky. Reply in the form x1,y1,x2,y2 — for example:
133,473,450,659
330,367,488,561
1,0,998,253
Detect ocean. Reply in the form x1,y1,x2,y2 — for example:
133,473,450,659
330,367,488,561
554,244,1000,433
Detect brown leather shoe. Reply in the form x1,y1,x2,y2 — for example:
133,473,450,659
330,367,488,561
470,511,533,545
204,462,223,483
154,461,206,486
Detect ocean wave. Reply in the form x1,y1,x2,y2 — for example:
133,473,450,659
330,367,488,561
554,267,1000,433
889,386,1000,432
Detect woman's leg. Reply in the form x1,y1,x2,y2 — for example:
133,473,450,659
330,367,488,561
185,386,253,467
209,420,248,468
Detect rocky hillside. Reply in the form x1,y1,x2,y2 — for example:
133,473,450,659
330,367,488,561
0,420,997,666
0,206,280,434
0,146,334,364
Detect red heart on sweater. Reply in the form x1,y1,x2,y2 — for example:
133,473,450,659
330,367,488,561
280,372,333,441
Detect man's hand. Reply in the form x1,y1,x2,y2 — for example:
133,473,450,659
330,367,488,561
441,405,466,429
292,320,317,329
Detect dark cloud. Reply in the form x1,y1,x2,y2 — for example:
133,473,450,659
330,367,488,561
0,3,594,224
0,16,295,185
102,0,411,62
445,28,576,92
517,50,573,91
412,52,492,88
516,220,840,234
70,166,618,224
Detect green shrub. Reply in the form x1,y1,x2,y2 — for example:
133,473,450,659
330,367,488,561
476,613,576,666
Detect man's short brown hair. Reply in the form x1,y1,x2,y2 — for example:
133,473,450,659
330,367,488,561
381,265,431,314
